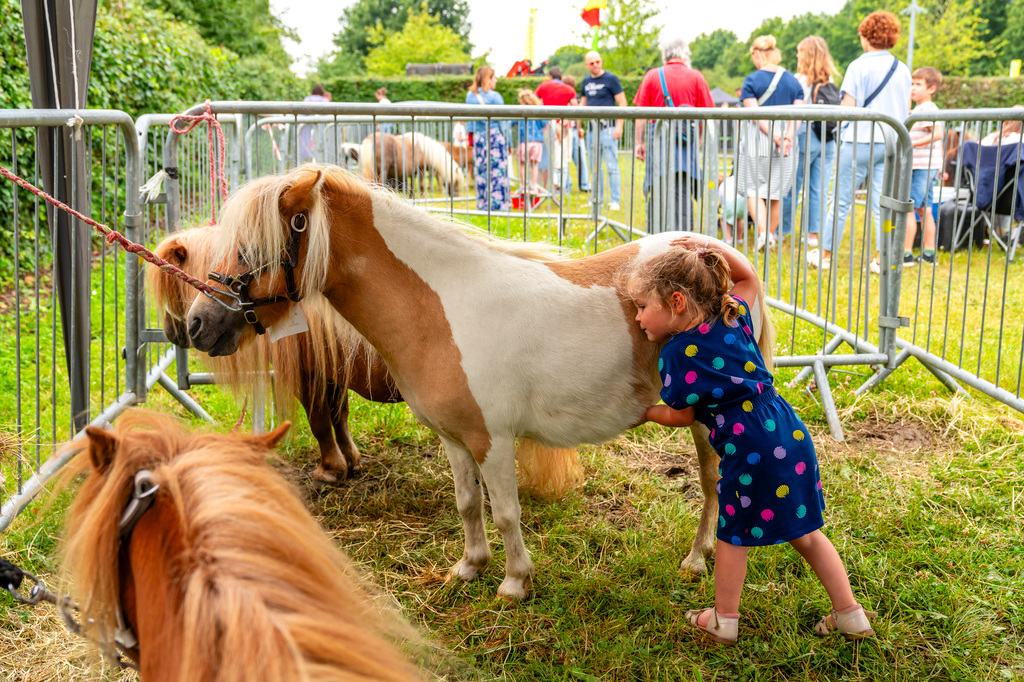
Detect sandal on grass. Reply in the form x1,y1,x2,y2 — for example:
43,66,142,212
685,606,738,645
814,606,877,640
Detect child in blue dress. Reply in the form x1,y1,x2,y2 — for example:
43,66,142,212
628,234,875,645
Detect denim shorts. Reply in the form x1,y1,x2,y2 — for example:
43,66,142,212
910,168,939,209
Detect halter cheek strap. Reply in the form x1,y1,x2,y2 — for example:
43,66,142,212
206,212,308,335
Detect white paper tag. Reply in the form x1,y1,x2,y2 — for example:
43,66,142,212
268,304,309,343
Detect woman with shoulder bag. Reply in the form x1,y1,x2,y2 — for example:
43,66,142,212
737,35,804,251
807,11,911,273
783,36,840,248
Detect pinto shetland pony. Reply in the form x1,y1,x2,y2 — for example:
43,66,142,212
359,132,464,196
148,226,402,483
62,411,421,681
185,165,776,600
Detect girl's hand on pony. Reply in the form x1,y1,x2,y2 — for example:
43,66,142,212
646,404,695,428
669,233,708,251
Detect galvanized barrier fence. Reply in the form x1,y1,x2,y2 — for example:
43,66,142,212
3,100,1022,533
157,102,914,444
0,110,142,530
883,108,1024,412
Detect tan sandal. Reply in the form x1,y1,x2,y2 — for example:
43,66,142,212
814,606,877,640
685,606,738,645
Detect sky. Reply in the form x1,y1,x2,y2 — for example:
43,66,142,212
271,0,852,77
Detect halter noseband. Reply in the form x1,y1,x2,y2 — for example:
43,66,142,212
205,212,308,335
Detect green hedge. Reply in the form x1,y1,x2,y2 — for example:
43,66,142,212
322,75,644,105
324,73,1022,110
933,77,1024,110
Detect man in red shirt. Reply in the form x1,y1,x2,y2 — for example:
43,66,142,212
633,36,714,231
534,67,579,192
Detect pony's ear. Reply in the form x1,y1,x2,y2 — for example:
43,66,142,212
249,421,291,450
279,169,324,219
84,425,119,473
170,242,187,266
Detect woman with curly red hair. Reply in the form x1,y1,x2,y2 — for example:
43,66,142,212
807,10,911,274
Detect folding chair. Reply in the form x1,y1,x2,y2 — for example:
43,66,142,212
959,140,1024,260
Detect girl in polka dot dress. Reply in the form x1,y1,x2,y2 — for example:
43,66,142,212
628,234,875,645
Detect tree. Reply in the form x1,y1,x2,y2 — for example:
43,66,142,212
593,0,662,75
363,6,470,76
547,45,587,72
690,29,737,72
896,0,995,76
330,0,471,74
143,0,295,69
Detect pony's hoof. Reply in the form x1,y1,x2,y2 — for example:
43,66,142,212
679,553,709,580
311,465,345,485
446,558,486,583
497,576,529,601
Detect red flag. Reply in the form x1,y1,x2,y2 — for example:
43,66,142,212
581,0,606,27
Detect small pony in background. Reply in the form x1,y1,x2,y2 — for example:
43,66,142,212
62,410,423,681
359,132,464,197
149,225,402,483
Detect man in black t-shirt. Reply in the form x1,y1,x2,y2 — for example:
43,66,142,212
580,50,627,212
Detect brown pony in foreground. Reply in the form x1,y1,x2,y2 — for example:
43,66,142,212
62,410,422,681
149,225,402,483
150,225,583,498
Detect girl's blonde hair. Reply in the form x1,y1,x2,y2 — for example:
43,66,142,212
750,35,782,66
471,66,495,93
627,247,741,328
797,36,838,85
518,89,540,106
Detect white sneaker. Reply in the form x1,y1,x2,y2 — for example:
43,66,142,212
807,234,819,248
869,260,881,275
806,248,831,270
756,232,768,251
609,201,621,211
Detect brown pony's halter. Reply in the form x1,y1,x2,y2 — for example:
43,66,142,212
1,469,159,670
205,212,308,335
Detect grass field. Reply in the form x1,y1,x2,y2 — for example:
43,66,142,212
1,160,1023,681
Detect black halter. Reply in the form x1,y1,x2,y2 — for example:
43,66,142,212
206,213,307,335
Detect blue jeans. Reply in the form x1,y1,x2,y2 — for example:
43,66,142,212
782,126,836,236
909,168,939,209
822,141,887,254
587,125,622,205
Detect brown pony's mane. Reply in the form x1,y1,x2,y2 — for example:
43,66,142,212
149,225,376,420
62,411,421,681
211,165,564,304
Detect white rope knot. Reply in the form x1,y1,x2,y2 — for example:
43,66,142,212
139,170,169,204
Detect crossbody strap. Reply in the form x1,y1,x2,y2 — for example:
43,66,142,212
861,57,899,108
658,67,675,108
757,68,786,106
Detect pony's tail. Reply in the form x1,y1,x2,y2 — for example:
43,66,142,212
516,439,583,500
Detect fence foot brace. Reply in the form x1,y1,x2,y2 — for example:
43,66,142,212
855,346,966,399
812,361,845,442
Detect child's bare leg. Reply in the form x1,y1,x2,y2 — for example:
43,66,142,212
768,199,780,236
904,209,919,252
695,540,748,626
789,530,856,611
923,208,937,252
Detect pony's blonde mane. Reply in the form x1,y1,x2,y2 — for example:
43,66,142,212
149,225,381,420
62,411,421,681
214,164,564,301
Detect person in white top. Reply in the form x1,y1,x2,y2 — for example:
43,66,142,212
808,11,911,274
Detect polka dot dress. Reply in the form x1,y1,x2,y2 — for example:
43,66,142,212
659,297,825,546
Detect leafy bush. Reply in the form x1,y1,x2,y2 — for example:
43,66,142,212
934,77,1024,110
